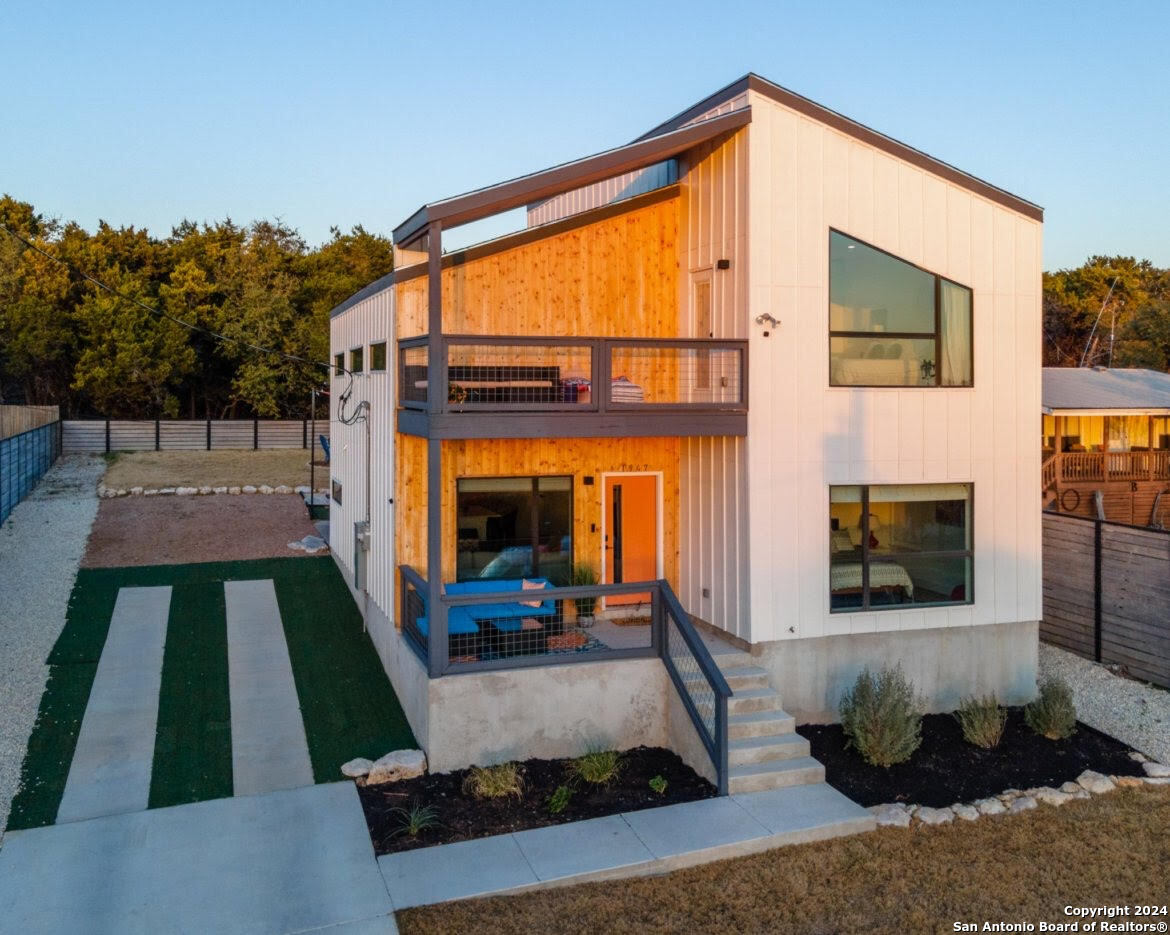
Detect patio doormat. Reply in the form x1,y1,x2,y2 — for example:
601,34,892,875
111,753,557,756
7,556,415,831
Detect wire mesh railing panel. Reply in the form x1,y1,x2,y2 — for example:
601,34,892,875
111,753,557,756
401,568,429,661
664,613,717,745
608,345,742,406
400,346,428,406
446,343,593,409
440,582,652,667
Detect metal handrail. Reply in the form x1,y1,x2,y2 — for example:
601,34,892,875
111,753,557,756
657,579,731,794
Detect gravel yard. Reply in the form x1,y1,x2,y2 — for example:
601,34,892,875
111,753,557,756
0,455,104,838
1040,642,1170,765
82,494,323,568
102,450,321,491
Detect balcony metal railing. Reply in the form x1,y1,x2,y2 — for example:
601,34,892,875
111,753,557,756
398,334,747,414
398,565,731,794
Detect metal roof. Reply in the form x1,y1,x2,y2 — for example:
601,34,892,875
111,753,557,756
1043,367,1170,413
392,107,751,247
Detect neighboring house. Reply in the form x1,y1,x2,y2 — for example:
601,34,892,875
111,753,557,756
1042,366,1170,525
329,73,1043,794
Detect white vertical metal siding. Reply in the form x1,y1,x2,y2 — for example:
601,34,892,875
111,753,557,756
329,285,396,624
743,88,1043,645
676,110,751,639
526,160,677,227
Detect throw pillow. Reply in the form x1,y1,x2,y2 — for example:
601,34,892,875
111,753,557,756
519,578,546,607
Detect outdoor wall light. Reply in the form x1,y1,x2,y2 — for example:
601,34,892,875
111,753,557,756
755,313,779,337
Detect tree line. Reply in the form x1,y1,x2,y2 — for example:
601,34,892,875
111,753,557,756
1044,256,1170,370
0,195,393,418
3,193,1169,418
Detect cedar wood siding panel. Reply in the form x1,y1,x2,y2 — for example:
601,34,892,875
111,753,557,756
394,436,681,605
393,196,680,339
745,88,1043,644
330,288,395,621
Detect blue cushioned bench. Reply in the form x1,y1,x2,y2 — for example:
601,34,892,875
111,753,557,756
416,578,557,657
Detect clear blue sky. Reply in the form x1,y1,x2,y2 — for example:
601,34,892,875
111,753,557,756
2,1,1166,271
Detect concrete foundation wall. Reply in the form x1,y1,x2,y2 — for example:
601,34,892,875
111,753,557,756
756,620,1039,723
424,658,669,773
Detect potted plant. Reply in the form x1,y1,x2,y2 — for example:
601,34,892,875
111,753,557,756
569,562,599,627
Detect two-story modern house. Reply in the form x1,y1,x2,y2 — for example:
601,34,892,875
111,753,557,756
329,74,1043,796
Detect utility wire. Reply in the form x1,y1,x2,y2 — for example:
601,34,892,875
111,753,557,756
0,222,368,424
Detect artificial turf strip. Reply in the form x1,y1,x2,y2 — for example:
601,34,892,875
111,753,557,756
275,556,417,782
9,554,415,830
149,580,233,809
5,664,98,830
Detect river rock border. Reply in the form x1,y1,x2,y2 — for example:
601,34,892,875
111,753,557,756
97,484,328,498
868,756,1170,828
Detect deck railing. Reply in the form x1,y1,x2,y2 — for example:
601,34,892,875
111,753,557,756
397,565,731,793
399,334,747,413
1045,450,1170,487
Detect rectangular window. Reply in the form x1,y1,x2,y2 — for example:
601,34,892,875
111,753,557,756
370,341,387,371
334,353,344,376
349,347,363,373
830,483,973,611
829,231,972,387
456,476,572,584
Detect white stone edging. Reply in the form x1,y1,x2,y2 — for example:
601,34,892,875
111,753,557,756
869,758,1170,828
97,484,325,499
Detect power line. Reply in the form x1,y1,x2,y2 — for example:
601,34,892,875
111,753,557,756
0,222,368,424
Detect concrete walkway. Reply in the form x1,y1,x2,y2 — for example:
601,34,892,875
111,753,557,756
379,782,874,909
57,587,171,824
225,579,314,795
0,782,396,934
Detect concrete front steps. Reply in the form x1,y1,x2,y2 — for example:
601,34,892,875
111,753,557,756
691,644,828,795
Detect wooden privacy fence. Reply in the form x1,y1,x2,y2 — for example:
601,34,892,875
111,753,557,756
1042,511,1170,688
1,404,59,440
62,419,330,454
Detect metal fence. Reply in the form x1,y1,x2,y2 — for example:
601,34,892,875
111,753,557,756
1042,511,1170,688
62,419,330,454
399,566,732,793
1,418,62,524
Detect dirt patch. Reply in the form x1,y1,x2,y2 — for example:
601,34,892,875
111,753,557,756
102,450,321,490
359,746,714,855
799,708,1145,808
82,495,323,568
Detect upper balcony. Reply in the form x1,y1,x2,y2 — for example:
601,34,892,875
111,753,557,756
397,334,747,439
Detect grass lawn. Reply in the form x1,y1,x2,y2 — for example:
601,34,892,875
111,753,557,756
102,449,319,490
399,786,1170,935
7,556,414,830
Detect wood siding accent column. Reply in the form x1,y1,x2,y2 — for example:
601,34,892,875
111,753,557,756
426,221,447,676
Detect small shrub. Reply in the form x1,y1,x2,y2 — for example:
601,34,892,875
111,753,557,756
389,802,439,838
839,665,923,768
462,762,524,799
648,775,667,795
570,563,599,619
569,748,623,785
955,694,1007,749
547,784,573,814
1025,677,1077,740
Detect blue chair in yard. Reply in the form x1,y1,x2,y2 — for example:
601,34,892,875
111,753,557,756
319,435,330,464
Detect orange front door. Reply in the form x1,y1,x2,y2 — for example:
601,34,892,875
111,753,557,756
603,474,657,606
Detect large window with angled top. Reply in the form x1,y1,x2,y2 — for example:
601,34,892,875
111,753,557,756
830,483,973,611
829,231,972,387
456,476,573,584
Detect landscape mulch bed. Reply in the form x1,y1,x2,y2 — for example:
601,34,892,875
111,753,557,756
358,746,714,855
799,708,1145,808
